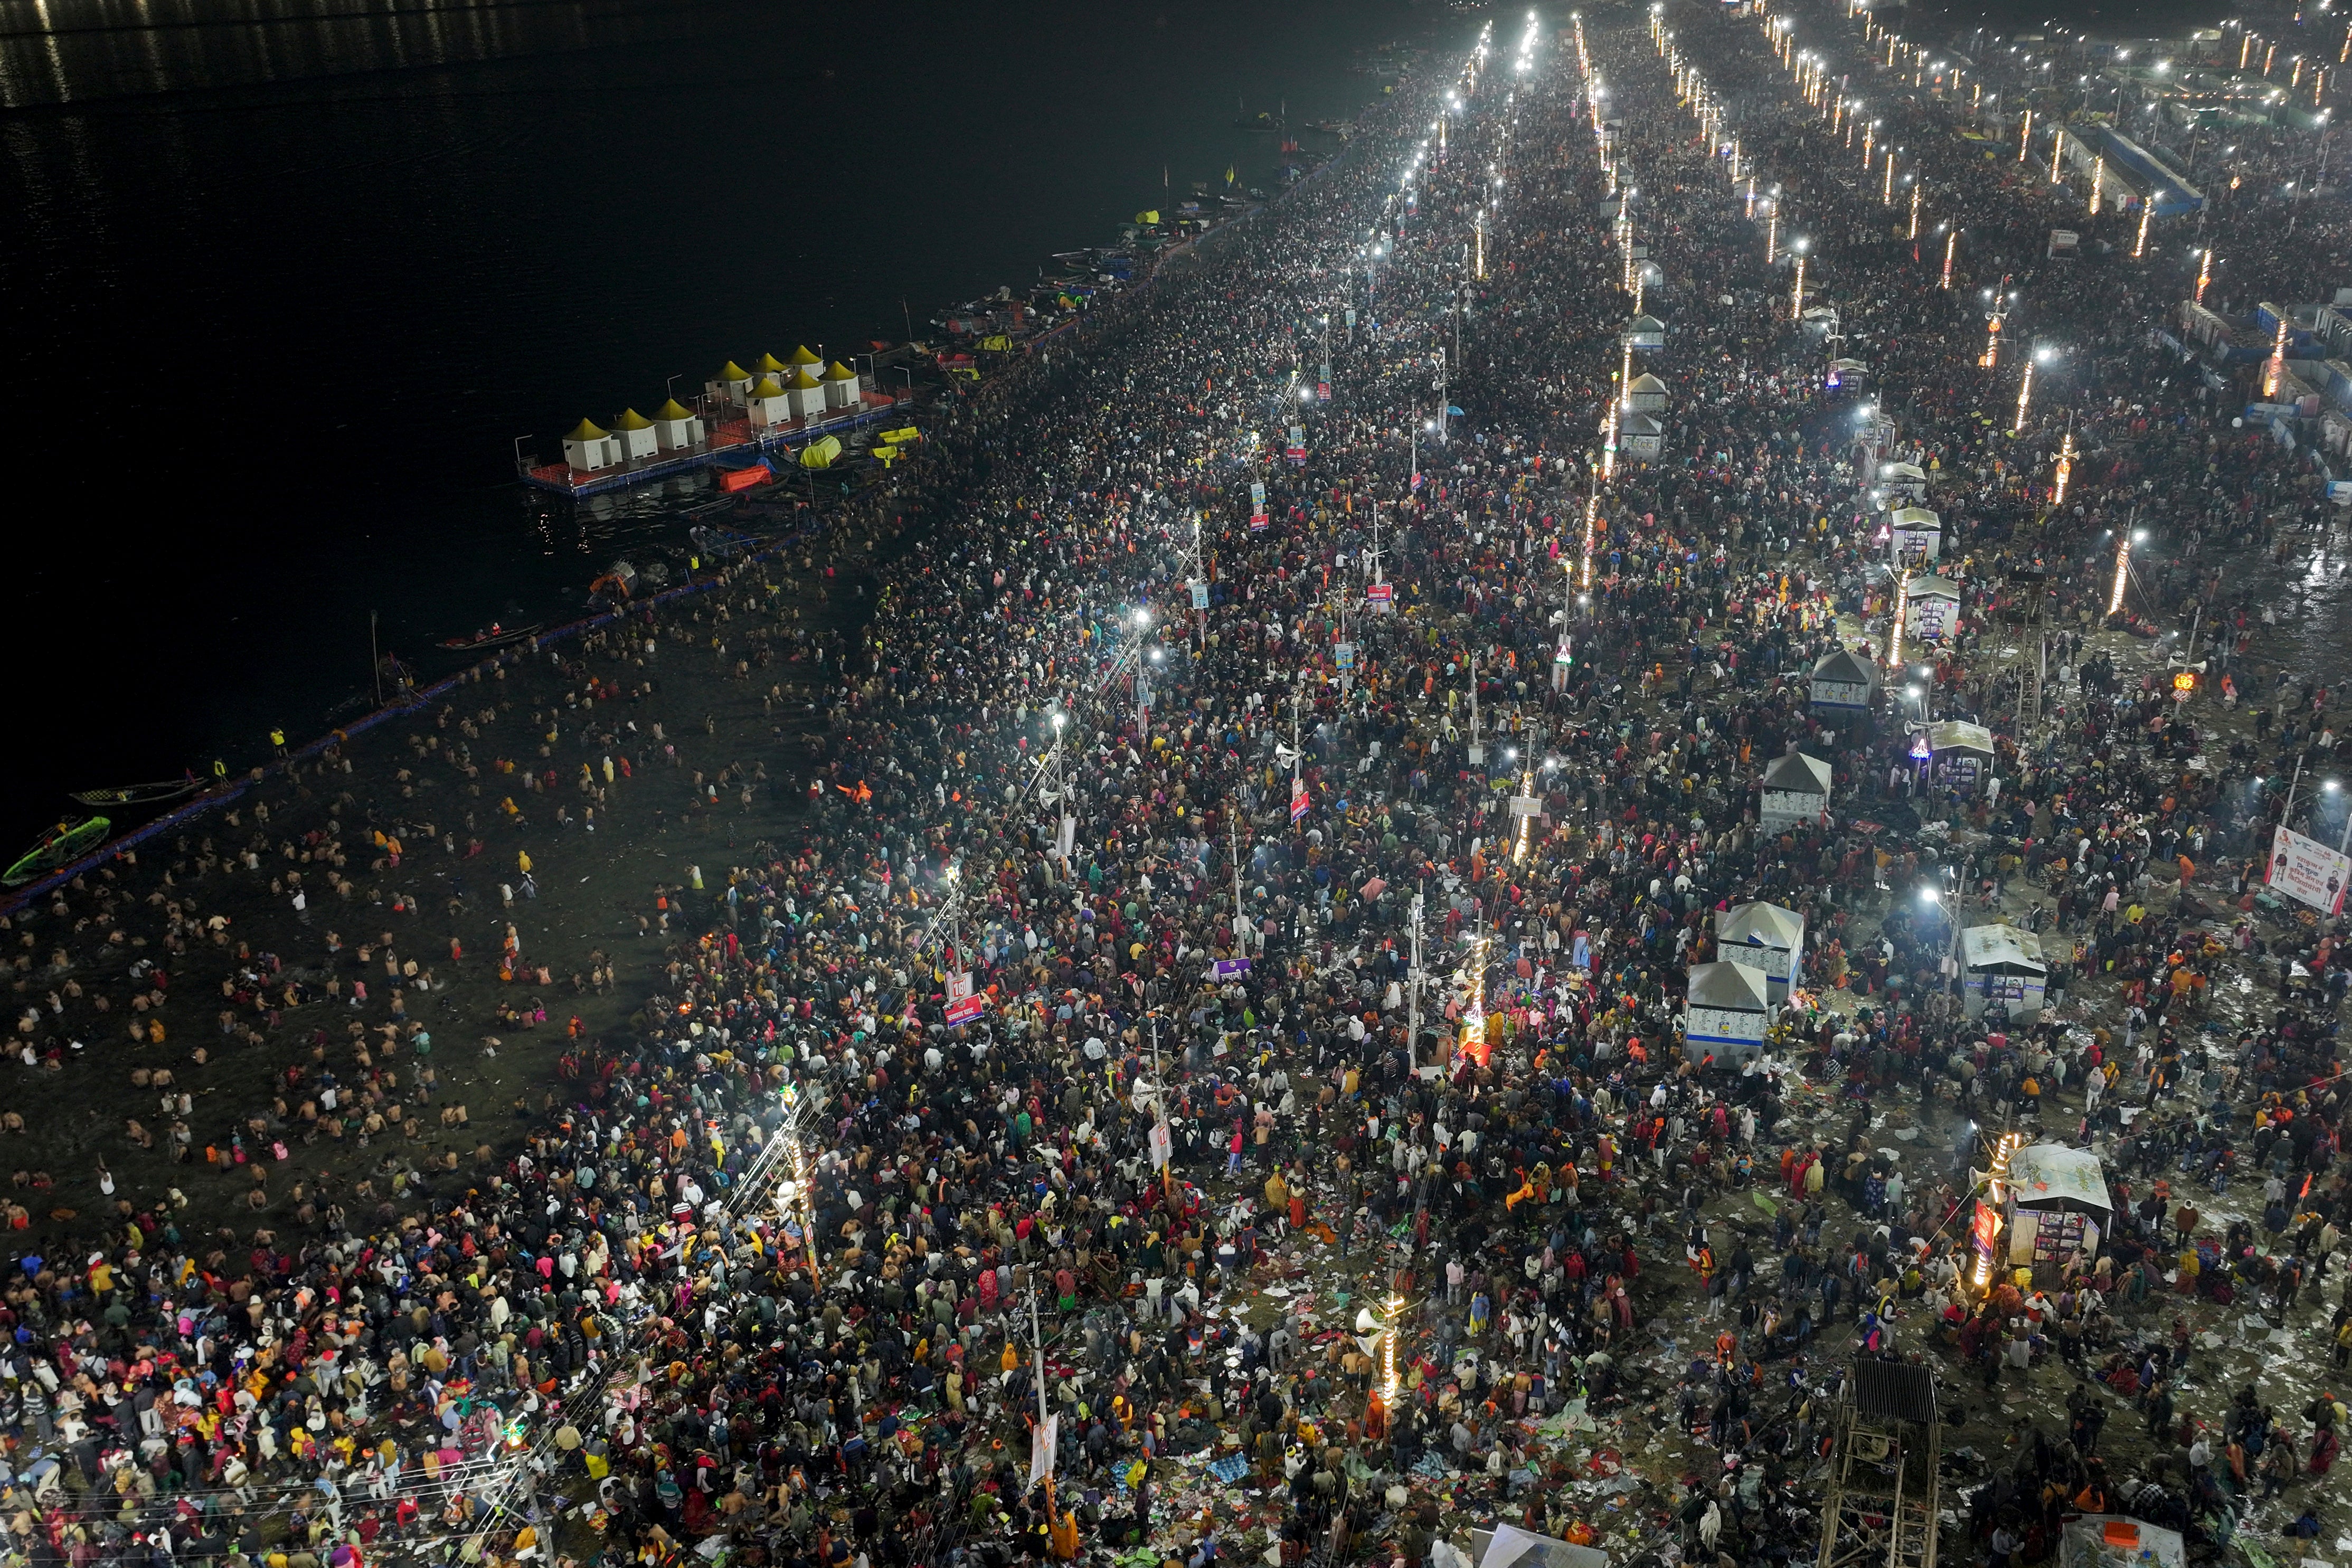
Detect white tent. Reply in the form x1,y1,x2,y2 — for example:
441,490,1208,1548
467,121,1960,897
1904,575,1961,641
1925,720,1996,794
1716,901,1804,1005
1684,961,1769,1064
1957,922,2046,1021
1474,1525,1610,1568
1621,412,1663,459
562,417,621,473
1809,648,1879,716
1888,505,1942,563
649,398,706,453
1624,372,1669,412
820,361,863,412
1759,751,1831,832
2004,1142,2111,1268
785,367,828,421
609,408,659,462
1879,460,1928,501
1626,313,1666,348
745,376,792,430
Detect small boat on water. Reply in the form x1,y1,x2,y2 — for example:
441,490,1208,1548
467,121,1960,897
437,622,542,651
4,817,109,886
69,778,200,809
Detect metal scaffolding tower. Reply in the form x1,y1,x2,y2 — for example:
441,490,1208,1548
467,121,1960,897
1815,1362,1943,1568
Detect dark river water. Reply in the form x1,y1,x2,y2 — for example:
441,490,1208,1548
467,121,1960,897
0,0,1431,851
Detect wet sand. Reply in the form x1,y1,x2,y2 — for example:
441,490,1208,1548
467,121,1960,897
0,477,936,1253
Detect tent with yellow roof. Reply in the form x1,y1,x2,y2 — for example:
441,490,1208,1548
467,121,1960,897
786,366,827,421
746,377,791,430
712,360,754,407
649,397,705,453
820,360,862,412
609,407,658,461
562,418,620,473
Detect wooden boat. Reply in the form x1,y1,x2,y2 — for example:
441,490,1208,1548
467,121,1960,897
4,817,109,886
69,778,200,808
437,622,542,651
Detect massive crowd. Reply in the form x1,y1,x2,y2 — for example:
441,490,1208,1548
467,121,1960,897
2,5,2351,1568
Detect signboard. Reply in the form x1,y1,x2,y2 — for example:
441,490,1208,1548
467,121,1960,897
1345,308,1356,329
1685,1005,1763,1046
1509,795,1543,818
1250,480,1269,530
1189,579,1210,610
1334,641,1356,670
1212,957,1252,979
1367,582,1394,611
1971,1198,2001,1275
1316,381,1331,402
944,992,987,1027
946,971,974,1005
2268,824,2350,915
1286,425,1307,462
1148,1121,1173,1169
1290,777,1311,822
2047,228,2079,258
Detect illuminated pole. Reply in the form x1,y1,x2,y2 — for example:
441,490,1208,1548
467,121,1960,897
2107,522,2132,613
1909,181,1922,238
2133,201,2151,258
2018,107,2033,162
1579,490,1600,591
1792,252,1807,320
2265,317,2289,397
1884,153,1896,205
1942,229,1958,288
2196,248,2213,304
1746,176,1756,217
2055,430,2076,508
2089,156,2104,215
1983,313,2001,370
1474,211,1487,280
2051,129,2063,184
1887,569,1911,668
1767,207,1779,261
2014,361,2035,433
2241,33,2254,69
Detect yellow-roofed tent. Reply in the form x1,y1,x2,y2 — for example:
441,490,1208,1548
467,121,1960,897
820,360,861,411
798,435,843,470
562,418,621,474
789,345,823,367
609,407,658,460
745,377,792,430
755,352,789,375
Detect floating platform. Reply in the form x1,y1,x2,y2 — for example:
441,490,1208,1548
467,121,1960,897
519,391,903,498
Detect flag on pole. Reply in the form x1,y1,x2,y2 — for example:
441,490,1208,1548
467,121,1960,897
1290,777,1310,822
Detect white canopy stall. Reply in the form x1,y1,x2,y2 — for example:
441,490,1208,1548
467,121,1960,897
1716,901,1803,1007
1759,751,1831,832
1888,505,1942,564
1958,923,2047,1021
1684,961,1769,1065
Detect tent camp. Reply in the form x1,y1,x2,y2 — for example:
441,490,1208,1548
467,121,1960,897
1957,923,2046,1021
